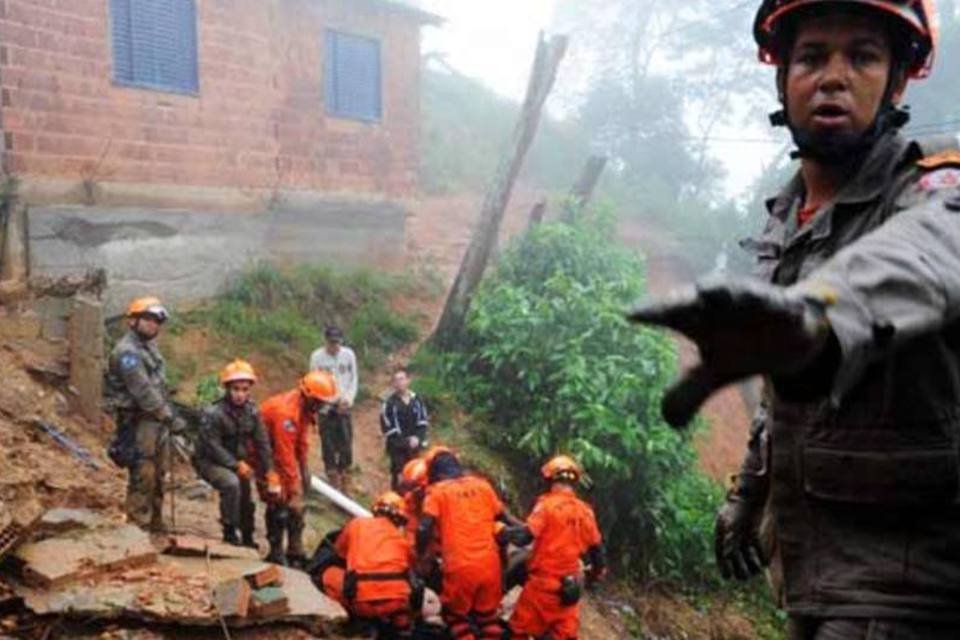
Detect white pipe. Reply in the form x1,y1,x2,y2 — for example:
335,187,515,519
310,475,372,518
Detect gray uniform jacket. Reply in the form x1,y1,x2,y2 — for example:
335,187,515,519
195,397,274,475
106,330,169,417
741,131,960,620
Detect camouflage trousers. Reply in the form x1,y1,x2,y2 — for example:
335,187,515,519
788,617,960,640
125,418,170,530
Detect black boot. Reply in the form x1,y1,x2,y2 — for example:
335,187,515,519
222,525,240,545
286,553,307,569
240,530,257,549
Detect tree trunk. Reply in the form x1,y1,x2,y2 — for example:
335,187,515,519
527,199,548,230
563,155,607,221
430,33,568,350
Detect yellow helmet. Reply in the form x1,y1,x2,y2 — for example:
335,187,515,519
299,370,338,403
125,296,168,323
541,455,582,483
220,359,257,386
372,491,407,523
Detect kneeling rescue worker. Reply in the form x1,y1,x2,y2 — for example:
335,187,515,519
105,296,183,531
259,370,338,566
322,491,420,639
509,456,605,640
418,446,507,640
630,0,960,637
194,359,281,547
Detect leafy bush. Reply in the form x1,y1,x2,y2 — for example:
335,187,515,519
446,211,723,585
204,263,420,369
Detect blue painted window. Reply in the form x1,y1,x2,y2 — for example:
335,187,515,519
325,30,382,122
110,0,199,95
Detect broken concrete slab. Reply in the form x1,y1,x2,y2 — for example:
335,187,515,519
14,524,156,588
14,554,347,629
37,508,106,536
165,534,261,561
0,500,43,563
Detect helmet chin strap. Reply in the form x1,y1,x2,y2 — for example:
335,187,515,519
771,64,910,165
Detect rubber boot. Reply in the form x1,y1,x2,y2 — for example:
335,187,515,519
222,525,240,546
265,505,288,565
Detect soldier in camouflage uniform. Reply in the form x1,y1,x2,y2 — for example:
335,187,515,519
105,296,182,531
630,1,960,637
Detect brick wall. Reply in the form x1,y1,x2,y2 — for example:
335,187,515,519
0,0,423,199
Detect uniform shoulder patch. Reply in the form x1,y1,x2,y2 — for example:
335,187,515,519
917,149,960,170
119,352,140,371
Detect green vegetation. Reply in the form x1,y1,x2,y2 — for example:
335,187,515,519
200,263,420,369
421,207,722,586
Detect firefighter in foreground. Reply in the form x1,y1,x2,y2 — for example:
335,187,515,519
509,456,605,640
316,491,419,639
417,446,507,640
105,296,183,531
260,370,338,566
193,359,281,547
630,0,960,636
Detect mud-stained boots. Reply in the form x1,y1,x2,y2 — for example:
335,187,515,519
222,525,240,546
241,529,257,549
265,505,288,565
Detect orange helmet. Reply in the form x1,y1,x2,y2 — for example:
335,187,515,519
372,491,407,523
400,458,428,490
299,370,338,403
424,445,458,470
541,455,582,483
125,296,168,323
220,359,257,386
754,0,938,78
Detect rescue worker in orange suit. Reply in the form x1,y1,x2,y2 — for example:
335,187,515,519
509,456,605,640
320,492,420,639
398,457,429,545
194,359,282,547
260,370,338,566
417,446,508,640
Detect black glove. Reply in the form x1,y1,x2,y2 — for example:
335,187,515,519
628,276,831,428
714,493,767,581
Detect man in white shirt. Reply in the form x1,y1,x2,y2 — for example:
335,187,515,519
308,325,358,490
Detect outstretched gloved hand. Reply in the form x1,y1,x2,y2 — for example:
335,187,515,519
628,276,832,428
715,493,767,581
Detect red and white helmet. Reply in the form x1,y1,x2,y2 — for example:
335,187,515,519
753,0,938,79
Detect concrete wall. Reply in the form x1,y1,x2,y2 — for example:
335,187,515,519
0,0,424,199
27,197,406,314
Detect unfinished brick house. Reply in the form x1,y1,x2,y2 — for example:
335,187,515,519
0,0,440,308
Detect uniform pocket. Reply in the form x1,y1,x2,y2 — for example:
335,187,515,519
803,444,958,506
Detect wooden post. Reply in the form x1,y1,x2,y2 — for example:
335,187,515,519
563,155,607,221
431,33,568,350
69,297,105,425
527,199,547,231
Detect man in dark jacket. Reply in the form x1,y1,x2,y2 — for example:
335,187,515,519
630,1,960,637
380,367,429,490
194,359,279,546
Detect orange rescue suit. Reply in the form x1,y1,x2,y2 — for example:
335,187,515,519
422,475,504,620
258,390,311,502
510,485,602,640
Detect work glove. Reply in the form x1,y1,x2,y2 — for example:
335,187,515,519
407,436,420,451
628,276,832,428
266,470,282,501
715,492,767,581
236,460,253,480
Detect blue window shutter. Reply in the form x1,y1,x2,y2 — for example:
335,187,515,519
325,30,381,121
110,0,198,94
110,0,134,84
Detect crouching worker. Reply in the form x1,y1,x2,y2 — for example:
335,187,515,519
194,359,280,547
419,446,507,640
509,456,605,640
260,370,339,566
312,492,421,639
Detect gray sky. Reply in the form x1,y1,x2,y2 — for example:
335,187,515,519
417,0,782,198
